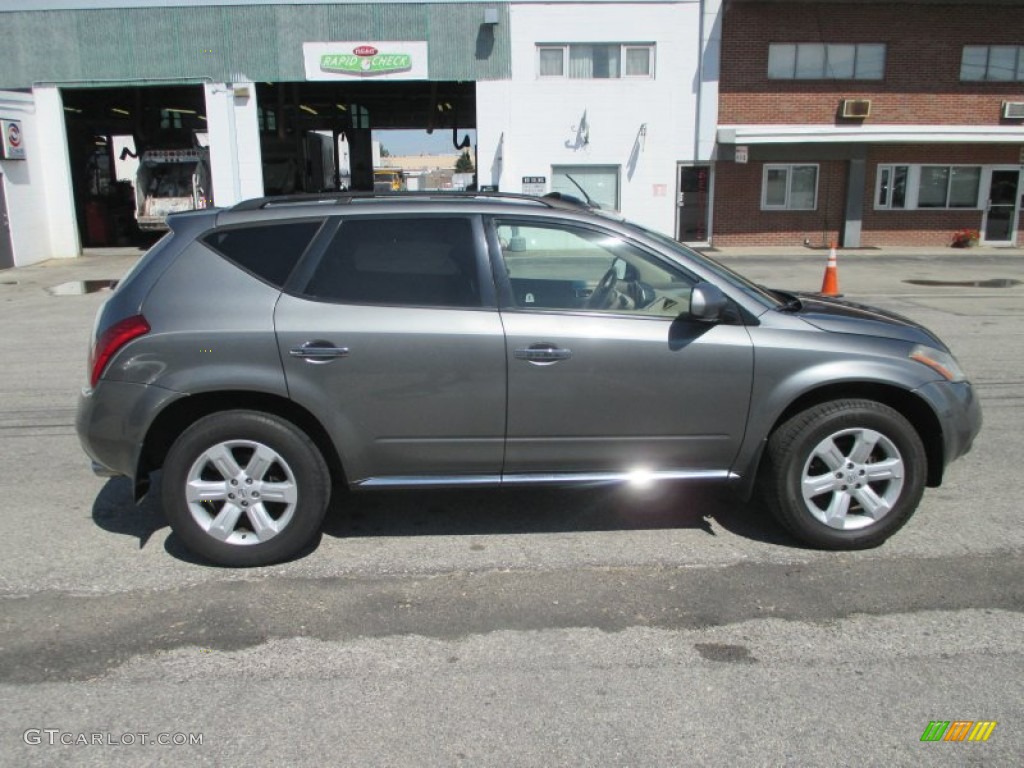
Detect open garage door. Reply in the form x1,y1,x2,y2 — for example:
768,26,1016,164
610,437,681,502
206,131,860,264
61,85,208,247
254,81,476,195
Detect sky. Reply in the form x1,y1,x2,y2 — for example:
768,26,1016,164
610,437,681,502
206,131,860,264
374,129,476,157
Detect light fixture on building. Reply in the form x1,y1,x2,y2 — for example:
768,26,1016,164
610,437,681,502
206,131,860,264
336,103,348,112
300,104,318,115
111,107,130,116
232,85,251,101
165,108,197,115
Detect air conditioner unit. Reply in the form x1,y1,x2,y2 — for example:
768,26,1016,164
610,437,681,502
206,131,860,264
840,99,872,119
1002,101,1024,119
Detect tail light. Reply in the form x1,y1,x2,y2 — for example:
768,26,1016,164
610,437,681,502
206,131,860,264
89,314,150,388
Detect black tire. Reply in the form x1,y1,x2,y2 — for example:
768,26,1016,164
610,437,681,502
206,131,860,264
162,410,330,567
762,399,927,550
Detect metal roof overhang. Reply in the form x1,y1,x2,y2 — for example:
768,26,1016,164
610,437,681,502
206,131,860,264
718,125,1024,145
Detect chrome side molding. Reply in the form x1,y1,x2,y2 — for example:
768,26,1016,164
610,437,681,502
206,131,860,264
354,469,736,490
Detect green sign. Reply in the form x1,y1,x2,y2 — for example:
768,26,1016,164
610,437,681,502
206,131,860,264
320,51,413,77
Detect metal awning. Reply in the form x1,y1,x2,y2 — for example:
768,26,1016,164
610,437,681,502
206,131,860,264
718,125,1024,145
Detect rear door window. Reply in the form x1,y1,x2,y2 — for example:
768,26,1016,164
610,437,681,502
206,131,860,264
203,220,324,288
303,217,483,308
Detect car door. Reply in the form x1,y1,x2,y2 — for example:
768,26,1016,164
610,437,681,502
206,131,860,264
489,217,754,479
274,214,507,485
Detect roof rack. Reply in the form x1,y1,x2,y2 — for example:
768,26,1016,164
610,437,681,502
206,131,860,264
228,190,594,213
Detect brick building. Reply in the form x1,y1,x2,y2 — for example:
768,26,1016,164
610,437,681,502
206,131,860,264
713,0,1024,247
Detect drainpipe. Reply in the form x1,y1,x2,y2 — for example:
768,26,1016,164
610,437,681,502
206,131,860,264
694,0,704,163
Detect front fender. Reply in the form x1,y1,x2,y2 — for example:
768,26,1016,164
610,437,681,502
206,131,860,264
729,327,940,497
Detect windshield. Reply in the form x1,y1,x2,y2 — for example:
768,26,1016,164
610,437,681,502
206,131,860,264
626,224,783,309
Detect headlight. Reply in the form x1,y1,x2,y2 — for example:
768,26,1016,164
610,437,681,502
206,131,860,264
909,344,966,382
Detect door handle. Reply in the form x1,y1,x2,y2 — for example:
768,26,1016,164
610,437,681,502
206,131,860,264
514,345,572,364
289,341,349,363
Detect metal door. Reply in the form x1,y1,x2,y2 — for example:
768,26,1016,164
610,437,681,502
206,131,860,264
501,312,754,477
0,175,13,270
982,168,1021,245
274,215,507,485
490,217,753,478
676,165,711,243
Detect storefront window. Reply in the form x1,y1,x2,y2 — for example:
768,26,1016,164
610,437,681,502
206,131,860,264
918,167,950,208
949,167,982,208
761,165,818,210
875,165,981,210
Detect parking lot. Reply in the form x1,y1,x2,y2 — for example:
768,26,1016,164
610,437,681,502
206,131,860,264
1,246,1022,766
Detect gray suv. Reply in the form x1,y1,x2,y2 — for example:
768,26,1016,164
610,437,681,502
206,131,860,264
77,192,981,566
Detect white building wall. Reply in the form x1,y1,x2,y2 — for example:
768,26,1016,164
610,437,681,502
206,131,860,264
477,1,702,235
0,91,50,267
0,89,79,266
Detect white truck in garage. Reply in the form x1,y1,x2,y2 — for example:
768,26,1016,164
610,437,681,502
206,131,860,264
133,147,212,231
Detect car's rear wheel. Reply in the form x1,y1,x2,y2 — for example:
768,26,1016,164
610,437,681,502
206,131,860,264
162,410,330,566
763,399,927,549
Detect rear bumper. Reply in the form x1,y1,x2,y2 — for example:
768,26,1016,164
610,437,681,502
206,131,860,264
76,380,183,484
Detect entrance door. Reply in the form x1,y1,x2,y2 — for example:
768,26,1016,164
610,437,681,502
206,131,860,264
982,168,1021,245
677,165,711,243
0,175,13,270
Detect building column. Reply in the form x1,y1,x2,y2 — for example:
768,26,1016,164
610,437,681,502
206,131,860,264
843,156,866,247
204,82,264,207
33,86,80,259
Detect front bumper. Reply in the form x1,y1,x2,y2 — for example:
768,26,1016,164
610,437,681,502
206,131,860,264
913,379,982,469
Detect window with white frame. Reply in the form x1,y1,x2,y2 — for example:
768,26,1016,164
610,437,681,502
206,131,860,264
537,44,655,79
761,165,818,210
875,165,982,210
768,43,886,80
551,166,620,210
961,46,1024,81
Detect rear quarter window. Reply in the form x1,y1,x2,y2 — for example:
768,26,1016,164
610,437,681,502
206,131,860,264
203,220,324,287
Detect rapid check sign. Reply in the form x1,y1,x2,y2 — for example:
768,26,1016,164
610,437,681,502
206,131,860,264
321,51,412,76
304,42,428,81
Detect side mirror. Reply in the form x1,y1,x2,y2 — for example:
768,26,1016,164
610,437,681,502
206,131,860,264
688,282,728,322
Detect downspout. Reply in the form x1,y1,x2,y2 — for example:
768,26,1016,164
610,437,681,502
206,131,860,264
694,0,704,163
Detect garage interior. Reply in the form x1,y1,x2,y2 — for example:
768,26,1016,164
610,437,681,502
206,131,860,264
62,81,477,247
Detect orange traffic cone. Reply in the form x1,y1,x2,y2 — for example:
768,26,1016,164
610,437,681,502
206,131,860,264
820,241,840,297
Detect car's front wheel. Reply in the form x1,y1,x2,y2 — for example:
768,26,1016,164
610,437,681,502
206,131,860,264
763,399,927,549
162,410,330,566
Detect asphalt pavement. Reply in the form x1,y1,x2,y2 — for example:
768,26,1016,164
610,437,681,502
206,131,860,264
0,244,1021,766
